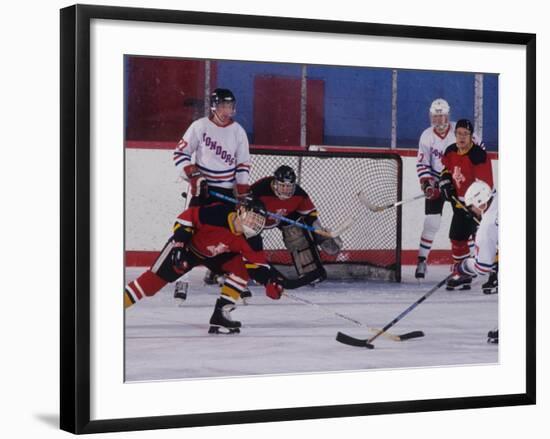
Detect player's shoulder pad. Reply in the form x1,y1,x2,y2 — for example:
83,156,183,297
468,144,488,165
443,143,458,156
251,177,275,196
198,203,234,228
294,184,308,197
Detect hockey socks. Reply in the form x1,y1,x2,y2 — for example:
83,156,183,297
124,270,168,308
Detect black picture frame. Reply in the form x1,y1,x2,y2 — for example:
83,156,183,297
60,4,536,434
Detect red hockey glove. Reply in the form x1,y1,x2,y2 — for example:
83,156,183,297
420,177,441,201
183,164,207,198
235,184,250,202
265,280,284,300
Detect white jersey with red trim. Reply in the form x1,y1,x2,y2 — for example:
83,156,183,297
417,121,482,182
416,121,457,182
173,116,250,189
463,191,498,277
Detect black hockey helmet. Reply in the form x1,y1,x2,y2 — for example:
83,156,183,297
210,88,236,109
272,165,297,200
274,165,297,184
242,196,267,216
455,118,474,134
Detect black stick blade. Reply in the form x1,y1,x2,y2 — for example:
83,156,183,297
397,330,425,341
336,332,374,349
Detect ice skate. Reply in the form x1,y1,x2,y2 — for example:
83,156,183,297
415,257,427,279
487,329,499,344
446,271,473,291
482,271,498,295
208,297,241,334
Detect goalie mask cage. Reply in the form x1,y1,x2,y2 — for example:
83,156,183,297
250,146,403,282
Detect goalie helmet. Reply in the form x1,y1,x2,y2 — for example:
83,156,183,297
272,165,297,200
237,197,267,238
465,180,493,210
429,98,450,131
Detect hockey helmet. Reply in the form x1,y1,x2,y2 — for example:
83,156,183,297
429,98,450,116
465,180,493,210
272,165,297,200
238,197,267,238
455,118,474,134
429,98,450,130
210,88,236,111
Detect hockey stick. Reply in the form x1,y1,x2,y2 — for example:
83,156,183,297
336,274,452,349
283,291,424,342
358,191,425,213
210,190,354,238
451,196,481,225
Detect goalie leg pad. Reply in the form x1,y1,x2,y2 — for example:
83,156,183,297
281,225,326,281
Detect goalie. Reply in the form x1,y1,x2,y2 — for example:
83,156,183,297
249,165,343,284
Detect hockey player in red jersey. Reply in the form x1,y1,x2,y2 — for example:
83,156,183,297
124,198,285,334
439,119,494,290
249,165,343,283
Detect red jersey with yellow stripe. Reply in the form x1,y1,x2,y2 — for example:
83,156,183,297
250,177,317,228
174,203,268,267
441,143,494,199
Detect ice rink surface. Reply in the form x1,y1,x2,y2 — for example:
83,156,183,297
125,265,498,382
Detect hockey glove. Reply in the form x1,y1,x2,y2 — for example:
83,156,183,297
420,177,441,201
312,219,343,256
319,235,343,256
170,243,190,273
438,173,456,202
235,184,251,202
183,164,207,198
265,280,284,300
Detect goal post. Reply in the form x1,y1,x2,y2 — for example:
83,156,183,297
250,146,403,282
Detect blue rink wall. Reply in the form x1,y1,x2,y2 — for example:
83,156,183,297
216,62,499,150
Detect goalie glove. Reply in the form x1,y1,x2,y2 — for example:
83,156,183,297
312,220,343,256
420,177,441,201
183,164,207,198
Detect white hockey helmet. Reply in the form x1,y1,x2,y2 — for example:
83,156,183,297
465,180,493,210
429,98,450,130
430,98,450,116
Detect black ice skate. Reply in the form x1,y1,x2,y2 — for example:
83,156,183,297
415,257,427,279
482,271,498,295
208,297,241,334
487,329,499,344
446,272,473,291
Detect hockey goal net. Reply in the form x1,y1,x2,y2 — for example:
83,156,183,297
250,146,402,282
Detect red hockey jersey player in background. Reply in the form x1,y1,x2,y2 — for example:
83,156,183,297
124,198,284,334
438,118,494,291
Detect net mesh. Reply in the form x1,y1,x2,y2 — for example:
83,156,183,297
250,147,402,281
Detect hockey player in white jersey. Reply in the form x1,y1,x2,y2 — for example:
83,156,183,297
454,180,499,343
173,88,251,207
415,98,477,279
173,88,251,285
